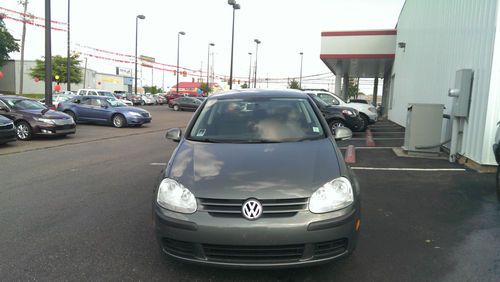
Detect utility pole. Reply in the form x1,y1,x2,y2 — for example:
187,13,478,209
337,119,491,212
18,0,29,96
44,0,52,106
83,57,87,88
66,0,71,91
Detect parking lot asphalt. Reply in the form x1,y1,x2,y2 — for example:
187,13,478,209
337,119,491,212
0,109,498,281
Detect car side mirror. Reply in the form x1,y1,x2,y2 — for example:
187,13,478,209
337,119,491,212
165,128,182,142
334,127,352,141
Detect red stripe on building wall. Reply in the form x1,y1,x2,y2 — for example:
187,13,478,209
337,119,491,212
320,54,395,59
321,30,397,37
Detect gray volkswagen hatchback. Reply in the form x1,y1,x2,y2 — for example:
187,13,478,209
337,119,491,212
153,90,361,268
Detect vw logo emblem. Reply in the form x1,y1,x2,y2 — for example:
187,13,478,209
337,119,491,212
242,199,263,220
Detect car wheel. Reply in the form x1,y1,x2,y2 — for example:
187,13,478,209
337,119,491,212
359,114,369,131
112,114,127,128
141,101,145,106
328,119,346,134
64,110,77,121
173,104,180,111
16,121,33,140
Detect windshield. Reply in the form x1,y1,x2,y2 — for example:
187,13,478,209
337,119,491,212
188,97,326,143
309,94,329,107
3,98,46,110
105,98,126,107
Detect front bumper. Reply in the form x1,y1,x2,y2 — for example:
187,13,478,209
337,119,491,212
0,127,17,143
154,203,360,268
344,116,365,131
366,112,378,124
33,123,76,136
126,115,152,125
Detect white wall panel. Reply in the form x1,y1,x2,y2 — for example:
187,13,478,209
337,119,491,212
390,0,498,165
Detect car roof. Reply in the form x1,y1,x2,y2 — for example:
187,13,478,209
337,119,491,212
0,95,32,100
75,95,107,99
209,89,308,100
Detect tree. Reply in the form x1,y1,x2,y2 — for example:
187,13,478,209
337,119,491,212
30,54,83,84
0,15,20,67
347,78,360,98
288,79,301,90
199,82,213,94
143,85,159,94
240,83,249,89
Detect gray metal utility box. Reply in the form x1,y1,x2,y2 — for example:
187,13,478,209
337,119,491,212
403,103,444,156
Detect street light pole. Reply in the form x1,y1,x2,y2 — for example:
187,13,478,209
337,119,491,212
253,39,261,88
176,31,186,94
228,0,240,90
248,52,252,87
207,43,214,86
134,14,145,95
299,52,303,89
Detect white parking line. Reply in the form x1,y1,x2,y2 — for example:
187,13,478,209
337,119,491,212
150,163,167,166
351,167,466,172
350,138,404,140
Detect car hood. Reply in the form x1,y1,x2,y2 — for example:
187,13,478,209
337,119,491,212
117,107,148,114
167,138,341,199
19,109,70,119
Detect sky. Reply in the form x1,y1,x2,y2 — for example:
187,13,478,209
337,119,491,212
1,0,405,92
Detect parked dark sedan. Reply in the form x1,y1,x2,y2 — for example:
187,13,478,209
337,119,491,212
125,93,142,105
307,94,365,132
169,96,202,111
0,96,76,140
57,95,151,128
154,90,360,268
0,115,16,144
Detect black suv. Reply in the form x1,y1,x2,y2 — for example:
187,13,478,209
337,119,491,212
307,93,364,132
0,115,16,145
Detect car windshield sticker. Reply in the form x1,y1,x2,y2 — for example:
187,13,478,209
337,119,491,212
197,129,206,136
312,127,320,133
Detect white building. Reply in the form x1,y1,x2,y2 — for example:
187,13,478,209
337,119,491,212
321,0,500,166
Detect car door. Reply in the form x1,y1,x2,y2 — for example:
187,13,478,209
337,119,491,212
0,100,20,122
77,97,94,121
88,98,111,123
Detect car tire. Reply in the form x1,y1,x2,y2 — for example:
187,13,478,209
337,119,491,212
328,119,346,134
141,101,145,106
112,114,127,128
64,110,77,121
173,104,180,111
16,121,33,141
359,114,369,131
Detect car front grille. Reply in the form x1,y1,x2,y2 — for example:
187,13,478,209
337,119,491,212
198,197,308,218
0,123,14,130
160,238,348,264
203,243,305,263
52,118,74,125
313,239,348,259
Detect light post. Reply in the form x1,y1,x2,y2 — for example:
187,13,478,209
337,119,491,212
253,39,261,88
207,43,214,86
134,14,145,95
228,0,240,90
247,52,252,87
176,31,186,94
44,0,52,107
299,52,303,89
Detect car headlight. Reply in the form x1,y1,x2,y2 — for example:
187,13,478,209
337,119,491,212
157,178,197,214
309,177,354,213
368,107,377,113
342,110,356,117
129,112,142,117
34,117,55,124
